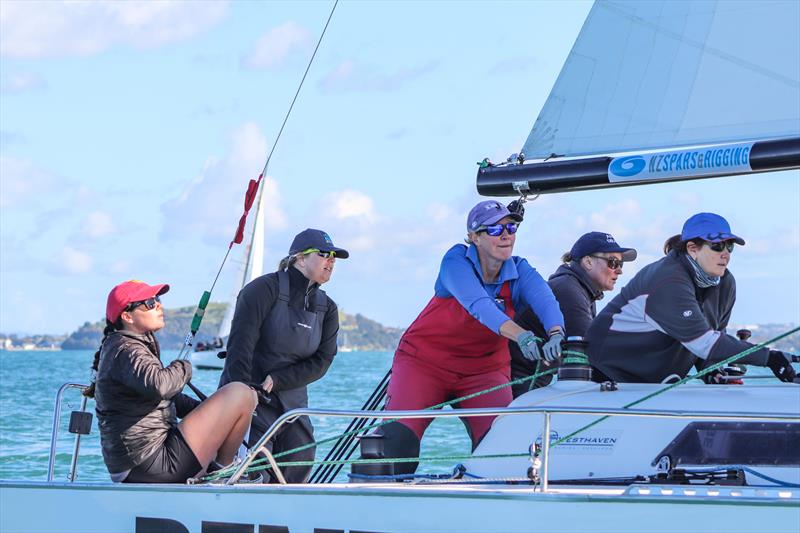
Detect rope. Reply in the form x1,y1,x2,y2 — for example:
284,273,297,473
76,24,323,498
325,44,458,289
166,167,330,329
550,325,800,448
206,325,799,482
201,365,558,481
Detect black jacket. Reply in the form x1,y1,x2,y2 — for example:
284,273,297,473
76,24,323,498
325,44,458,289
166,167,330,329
587,250,768,383
219,266,339,400
95,330,200,474
511,263,602,365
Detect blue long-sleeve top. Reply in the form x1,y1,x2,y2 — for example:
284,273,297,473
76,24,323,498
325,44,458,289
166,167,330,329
434,244,564,335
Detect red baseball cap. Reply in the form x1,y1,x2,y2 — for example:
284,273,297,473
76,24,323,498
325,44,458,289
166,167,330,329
106,280,170,322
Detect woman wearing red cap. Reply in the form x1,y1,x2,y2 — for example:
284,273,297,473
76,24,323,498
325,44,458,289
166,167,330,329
587,213,796,384
375,200,565,475
86,280,257,483
219,228,348,483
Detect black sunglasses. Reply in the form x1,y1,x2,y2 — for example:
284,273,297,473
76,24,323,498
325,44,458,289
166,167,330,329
125,295,161,313
478,222,519,237
590,255,624,270
706,241,735,253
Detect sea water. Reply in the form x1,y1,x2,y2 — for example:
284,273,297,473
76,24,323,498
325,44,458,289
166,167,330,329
0,349,470,483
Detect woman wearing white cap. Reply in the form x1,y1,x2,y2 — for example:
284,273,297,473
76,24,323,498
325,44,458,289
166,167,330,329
219,228,348,483
587,213,796,384
87,280,257,483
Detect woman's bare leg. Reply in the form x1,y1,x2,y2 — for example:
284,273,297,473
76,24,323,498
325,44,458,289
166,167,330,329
178,382,257,468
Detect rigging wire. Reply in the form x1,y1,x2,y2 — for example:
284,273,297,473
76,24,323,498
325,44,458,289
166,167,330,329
177,0,339,361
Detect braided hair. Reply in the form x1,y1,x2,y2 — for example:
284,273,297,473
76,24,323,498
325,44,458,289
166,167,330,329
83,319,121,398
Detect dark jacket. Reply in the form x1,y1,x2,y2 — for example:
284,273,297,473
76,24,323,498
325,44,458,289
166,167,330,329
511,263,603,371
95,330,200,474
219,266,339,407
586,250,769,383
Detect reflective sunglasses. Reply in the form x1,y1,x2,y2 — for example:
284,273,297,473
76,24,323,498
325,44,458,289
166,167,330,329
590,255,624,270
126,295,161,313
706,241,735,253
302,248,336,259
478,222,519,237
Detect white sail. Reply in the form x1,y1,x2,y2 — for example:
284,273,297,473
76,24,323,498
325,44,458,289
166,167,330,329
522,0,800,160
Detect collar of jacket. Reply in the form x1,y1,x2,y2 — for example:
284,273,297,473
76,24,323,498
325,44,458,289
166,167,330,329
110,329,160,356
549,262,604,301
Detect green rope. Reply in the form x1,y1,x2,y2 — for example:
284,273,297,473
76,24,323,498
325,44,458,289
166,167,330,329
203,365,558,481
206,325,798,482
550,325,800,448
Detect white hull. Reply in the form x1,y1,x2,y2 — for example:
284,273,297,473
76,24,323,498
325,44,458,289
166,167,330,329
190,350,224,370
2,481,798,533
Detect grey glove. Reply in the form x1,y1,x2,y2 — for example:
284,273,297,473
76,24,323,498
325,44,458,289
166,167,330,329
767,350,797,383
542,331,565,362
516,331,542,361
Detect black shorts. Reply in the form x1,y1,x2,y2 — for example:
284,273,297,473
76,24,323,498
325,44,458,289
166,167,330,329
124,426,202,483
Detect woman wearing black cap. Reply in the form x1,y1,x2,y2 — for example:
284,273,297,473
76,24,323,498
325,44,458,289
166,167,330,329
587,213,796,384
219,228,348,483
510,231,637,397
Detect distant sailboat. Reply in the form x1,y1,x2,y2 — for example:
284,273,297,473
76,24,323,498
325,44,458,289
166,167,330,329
191,184,267,370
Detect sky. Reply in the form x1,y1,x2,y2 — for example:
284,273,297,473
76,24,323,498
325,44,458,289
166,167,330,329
1,0,798,336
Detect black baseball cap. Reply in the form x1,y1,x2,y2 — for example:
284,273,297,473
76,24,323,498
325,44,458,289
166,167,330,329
570,232,637,261
289,228,349,258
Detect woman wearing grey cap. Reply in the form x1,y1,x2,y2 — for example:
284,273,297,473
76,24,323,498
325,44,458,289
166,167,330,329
219,228,348,483
587,213,796,384
510,231,637,397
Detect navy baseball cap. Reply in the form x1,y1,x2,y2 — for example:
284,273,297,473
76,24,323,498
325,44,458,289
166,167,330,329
467,200,523,231
570,232,637,261
289,228,349,258
681,213,745,245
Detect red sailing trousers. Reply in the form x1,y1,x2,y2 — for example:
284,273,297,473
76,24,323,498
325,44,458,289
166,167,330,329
385,282,514,448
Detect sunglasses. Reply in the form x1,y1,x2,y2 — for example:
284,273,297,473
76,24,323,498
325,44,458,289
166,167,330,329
126,295,161,313
706,241,735,253
478,222,519,237
590,255,624,270
302,248,336,259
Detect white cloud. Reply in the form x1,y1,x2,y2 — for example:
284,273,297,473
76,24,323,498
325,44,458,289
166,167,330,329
1,71,46,94
320,189,377,222
0,156,61,209
83,210,116,239
0,0,228,59
241,21,310,70
161,122,287,245
319,60,438,93
58,246,92,274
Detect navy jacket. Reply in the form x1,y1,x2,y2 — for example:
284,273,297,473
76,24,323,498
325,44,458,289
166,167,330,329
586,250,768,383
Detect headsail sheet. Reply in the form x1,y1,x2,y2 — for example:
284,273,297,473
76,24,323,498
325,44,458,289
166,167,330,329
522,0,800,160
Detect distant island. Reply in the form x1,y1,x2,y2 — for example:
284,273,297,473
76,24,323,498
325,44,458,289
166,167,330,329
1,316,797,354
1,303,404,352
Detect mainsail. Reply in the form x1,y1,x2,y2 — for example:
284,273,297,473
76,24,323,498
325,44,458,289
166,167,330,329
477,0,800,196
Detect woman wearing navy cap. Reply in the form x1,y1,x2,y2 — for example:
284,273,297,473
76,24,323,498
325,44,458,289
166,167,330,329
510,231,637,397
219,228,348,483
376,200,565,475
587,213,796,384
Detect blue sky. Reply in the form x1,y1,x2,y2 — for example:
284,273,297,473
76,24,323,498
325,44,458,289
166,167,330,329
1,0,798,335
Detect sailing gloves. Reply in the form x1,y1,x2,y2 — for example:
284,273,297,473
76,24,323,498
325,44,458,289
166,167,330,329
542,331,565,362
767,350,797,383
517,331,542,361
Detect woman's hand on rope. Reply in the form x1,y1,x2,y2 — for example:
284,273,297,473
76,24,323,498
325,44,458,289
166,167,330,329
516,331,543,361
542,329,565,362
767,350,797,382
